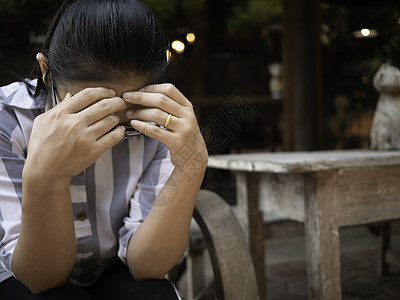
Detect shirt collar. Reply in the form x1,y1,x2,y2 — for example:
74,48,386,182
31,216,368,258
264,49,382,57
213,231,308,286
0,79,47,110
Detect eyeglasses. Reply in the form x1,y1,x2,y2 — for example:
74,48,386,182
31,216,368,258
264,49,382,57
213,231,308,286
49,75,141,138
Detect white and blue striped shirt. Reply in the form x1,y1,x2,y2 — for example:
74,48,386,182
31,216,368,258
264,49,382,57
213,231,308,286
0,80,174,286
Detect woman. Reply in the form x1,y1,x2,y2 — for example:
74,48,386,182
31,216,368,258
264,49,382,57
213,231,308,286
0,0,207,299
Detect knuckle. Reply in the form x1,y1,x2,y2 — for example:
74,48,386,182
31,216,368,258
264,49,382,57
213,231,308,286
46,107,64,122
101,87,112,95
109,97,126,112
116,97,126,110
98,100,112,112
81,88,95,99
36,112,46,120
150,124,162,136
164,83,175,93
144,85,155,93
33,114,44,124
80,87,112,102
181,123,193,135
65,122,79,136
66,118,79,131
157,95,169,107
110,127,124,142
136,92,144,104
186,101,194,110
105,115,118,126
154,109,163,122
74,135,88,149
52,109,64,119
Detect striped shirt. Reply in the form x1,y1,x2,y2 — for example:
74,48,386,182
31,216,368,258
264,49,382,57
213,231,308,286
0,80,174,286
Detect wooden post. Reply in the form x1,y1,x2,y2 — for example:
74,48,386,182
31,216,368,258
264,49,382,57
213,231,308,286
282,0,323,151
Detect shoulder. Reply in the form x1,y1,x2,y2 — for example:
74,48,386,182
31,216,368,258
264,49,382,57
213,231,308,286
0,79,47,110
0,80,46,149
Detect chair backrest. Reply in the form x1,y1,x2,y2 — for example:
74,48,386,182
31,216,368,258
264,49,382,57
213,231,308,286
193,190,259,300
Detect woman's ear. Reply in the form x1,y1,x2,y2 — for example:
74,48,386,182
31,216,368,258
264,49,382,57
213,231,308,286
36,52,49,84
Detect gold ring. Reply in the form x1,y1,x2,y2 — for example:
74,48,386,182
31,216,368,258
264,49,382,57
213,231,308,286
163,113,172,129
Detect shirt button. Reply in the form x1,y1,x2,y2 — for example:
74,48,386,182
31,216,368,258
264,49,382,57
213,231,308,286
77,211,87,221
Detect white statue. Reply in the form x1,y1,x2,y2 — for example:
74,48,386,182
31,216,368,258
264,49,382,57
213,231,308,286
370,63,400,150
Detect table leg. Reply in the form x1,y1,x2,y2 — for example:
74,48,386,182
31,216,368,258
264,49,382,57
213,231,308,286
304,171,342,300
378,222,391,277
237,172,267,300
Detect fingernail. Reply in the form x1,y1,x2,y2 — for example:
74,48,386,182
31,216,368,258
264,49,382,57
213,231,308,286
108,88,116,96
123,92,134,99
125,110,134,118
131,120,140,127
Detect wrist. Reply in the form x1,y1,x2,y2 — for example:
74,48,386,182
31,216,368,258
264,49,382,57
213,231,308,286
171,148,208,179
22,163,71,194
173,162,207,183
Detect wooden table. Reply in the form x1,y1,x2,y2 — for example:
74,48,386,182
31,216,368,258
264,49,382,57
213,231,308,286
207,150,400,300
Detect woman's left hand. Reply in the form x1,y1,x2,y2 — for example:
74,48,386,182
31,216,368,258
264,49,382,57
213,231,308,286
123,84,208,180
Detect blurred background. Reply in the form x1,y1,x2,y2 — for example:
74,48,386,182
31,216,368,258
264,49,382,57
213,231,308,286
1,0,400,197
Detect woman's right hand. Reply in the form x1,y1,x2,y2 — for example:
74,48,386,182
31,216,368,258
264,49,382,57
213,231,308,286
24,87,126,184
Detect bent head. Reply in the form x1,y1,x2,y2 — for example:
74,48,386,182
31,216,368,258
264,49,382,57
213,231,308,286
36,0,168,100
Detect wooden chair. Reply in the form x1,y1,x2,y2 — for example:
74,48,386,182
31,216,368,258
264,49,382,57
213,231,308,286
169,190,259,300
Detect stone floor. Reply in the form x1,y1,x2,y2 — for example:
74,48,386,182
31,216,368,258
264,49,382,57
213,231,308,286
265,220,400,300
176,220,400,299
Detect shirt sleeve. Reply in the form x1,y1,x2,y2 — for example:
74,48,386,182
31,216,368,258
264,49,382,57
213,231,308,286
0,105,27,280
117,141,174,263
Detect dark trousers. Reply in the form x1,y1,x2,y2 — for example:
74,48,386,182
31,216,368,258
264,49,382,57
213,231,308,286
0,261,180,300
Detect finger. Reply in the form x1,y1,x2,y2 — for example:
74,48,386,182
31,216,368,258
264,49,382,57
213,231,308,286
77,97,126,126
116,104,146,125
123,90,182,117
127,108,180,131
139,83,191,107
63,87,117,113
95,125,125,148
130,120,175,145
88,114,120,138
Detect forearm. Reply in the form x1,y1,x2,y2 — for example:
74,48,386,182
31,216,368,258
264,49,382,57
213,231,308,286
12,170,76,294
127,168,204,280
123,82,209,279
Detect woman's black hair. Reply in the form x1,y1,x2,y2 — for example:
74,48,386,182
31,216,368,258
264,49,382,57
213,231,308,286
33,0,169,97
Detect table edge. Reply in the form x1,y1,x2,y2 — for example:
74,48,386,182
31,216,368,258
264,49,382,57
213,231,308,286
207,151,400,173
